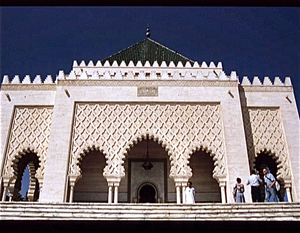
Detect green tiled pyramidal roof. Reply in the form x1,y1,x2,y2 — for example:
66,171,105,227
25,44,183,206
101,38,194,66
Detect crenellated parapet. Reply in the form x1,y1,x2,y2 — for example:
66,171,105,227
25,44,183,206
73,60,223,69
58,60,237,81
1,75,56,91
241,76,292,86
2,75,55,85
240,76,294,93
1,60,240,87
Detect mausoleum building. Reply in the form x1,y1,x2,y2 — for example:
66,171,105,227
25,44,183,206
1,33,299,210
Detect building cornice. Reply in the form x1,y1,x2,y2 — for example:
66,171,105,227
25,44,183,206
240,85,294,92
1,84,57,91
57,79,239,87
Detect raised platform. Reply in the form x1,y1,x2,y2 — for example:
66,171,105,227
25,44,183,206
1,202,300,221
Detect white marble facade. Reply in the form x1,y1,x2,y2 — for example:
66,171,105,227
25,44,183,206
0,57,299,204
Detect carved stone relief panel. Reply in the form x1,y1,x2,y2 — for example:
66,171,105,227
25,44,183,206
243,107,291,180
69,103,226,183
2,107,53,185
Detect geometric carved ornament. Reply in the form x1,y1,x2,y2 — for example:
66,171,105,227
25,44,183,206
68,103,227,183
2,107,53,187
243,107,291,181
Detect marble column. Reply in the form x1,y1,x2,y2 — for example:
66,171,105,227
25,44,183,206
284,180,293,202
176,186,181,204
182,186,186,204
69,184,75,203
1,177,11,201
114,186,119,204
218,178,227,204
1,186,8,201
108,186,113,204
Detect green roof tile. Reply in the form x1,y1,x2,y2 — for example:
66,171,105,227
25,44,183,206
101,38,194,66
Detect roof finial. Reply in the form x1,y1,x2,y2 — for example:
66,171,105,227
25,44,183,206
146,24,150,38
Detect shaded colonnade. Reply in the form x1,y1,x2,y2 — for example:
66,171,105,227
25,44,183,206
72,150,107,202
189,149,221,203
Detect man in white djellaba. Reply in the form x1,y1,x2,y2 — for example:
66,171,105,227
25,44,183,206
185,181,195,204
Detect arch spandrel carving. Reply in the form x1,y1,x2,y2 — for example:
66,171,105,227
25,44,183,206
69,103,227,181
243,107,291,181
2,107,53,186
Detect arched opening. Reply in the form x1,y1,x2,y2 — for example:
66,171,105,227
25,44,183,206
12,152,40,201
123,136,173,203
20,166,30,200
138,183,157,203
254,151,284,202
189,150,221,203
73,149,107,202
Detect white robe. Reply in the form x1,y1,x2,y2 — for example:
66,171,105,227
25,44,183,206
185,187,195,204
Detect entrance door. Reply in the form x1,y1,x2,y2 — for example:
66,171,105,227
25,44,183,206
254,152,283,201
139,184,156,203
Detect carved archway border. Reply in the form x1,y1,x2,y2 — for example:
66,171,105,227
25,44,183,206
121,133,172,163
68,144,109,182
69,102,227,182
27,160,39,201
4,147,41,190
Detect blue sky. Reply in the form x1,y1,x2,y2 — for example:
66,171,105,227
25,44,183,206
0,7,299,196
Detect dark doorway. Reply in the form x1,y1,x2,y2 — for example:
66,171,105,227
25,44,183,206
73,150,107,202
190,150,221,203
139,184,156,203
254,151,283,201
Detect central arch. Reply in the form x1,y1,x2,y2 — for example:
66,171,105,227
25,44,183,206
122,136,172,203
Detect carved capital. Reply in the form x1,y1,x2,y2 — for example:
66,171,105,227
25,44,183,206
68,174,82,186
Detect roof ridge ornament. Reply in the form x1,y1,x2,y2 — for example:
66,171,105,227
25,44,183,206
146,24,150,38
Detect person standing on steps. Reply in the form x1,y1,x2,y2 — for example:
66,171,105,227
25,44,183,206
263,168,278,202
185,181,195,204
246,170,262,202
233,177,245,203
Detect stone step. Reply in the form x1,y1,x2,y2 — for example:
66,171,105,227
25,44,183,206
1,202,299,221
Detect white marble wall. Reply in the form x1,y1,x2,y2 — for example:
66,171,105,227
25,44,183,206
1,66,298,204
241,76,300,202
38,79,251,203
0,83,56,196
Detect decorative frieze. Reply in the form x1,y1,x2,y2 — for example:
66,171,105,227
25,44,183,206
57,80,238,87
1,84,57,91
240,86,293,92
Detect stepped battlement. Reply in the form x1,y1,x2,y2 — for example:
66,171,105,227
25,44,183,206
69,60,231,81
1,59,293,86
73,60,222,69
1,74,55,85
1,70,293,94
241,76,292,87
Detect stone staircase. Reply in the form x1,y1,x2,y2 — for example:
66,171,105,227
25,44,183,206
1,202,300,221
